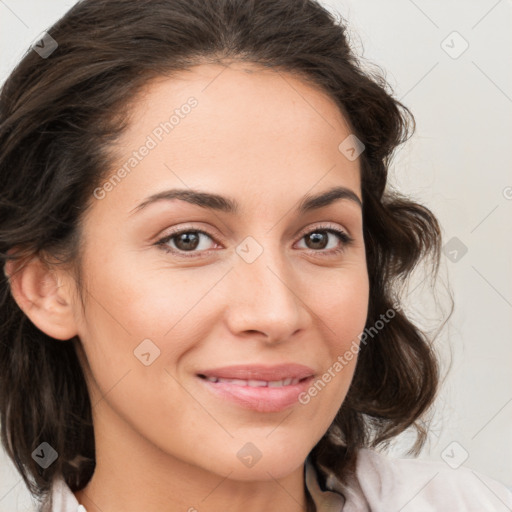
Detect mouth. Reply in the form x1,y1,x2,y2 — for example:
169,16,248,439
195,367,315,413
197,374,310,387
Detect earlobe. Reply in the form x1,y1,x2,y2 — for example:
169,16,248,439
4,254,79,341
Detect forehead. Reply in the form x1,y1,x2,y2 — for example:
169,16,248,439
95,61,362,218
119,60,355,154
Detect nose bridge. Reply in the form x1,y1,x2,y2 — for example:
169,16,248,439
227,234,307,339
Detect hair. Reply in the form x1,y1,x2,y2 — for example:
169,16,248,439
0,0,450,511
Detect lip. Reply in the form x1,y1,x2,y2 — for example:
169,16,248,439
196,364,316,413
196,363,315,381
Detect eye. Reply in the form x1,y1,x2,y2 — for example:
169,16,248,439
155,223,354,259
296,224,354,255
156,228,218,258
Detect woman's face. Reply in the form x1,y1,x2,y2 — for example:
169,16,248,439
69,61,369,480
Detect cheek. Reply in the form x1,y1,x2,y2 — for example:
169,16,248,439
74,255,232,416
295,265,369,410
81,248,223,340
311,266,370,351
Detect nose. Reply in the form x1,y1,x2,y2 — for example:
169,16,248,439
224,241,311,344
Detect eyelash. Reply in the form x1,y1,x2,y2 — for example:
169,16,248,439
155,223,354,259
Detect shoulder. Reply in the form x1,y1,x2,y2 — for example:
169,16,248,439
339,448,512,511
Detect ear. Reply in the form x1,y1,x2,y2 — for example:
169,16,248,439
4,253,79,341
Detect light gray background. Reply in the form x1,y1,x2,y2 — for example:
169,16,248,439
1,1,511,510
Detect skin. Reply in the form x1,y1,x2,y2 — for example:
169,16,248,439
7,61,369,512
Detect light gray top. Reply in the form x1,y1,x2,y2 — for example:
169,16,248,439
46,448,512,511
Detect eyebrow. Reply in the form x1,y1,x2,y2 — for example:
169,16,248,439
129,185,362,216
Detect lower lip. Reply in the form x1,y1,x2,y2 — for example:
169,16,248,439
197,376,314,413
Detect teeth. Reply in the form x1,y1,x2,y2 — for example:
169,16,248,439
248,379,268,387
204,376,302,387
230,379,248,386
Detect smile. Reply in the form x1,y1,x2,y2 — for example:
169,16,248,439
199,376,306,387
197,373,315,413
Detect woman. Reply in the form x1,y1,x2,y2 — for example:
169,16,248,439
0,1,510,511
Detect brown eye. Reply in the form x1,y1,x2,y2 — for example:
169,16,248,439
157,229,218,257
296,226,353,255
304,231,330,250
173,232,201,251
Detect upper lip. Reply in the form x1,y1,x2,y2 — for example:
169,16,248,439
197,363,315,381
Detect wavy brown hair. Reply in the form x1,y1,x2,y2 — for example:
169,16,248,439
0,0,449,510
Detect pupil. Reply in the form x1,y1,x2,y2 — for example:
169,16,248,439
308,231,327,249
177,232,199,250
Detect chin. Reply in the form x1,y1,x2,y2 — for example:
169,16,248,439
211,443,309,482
